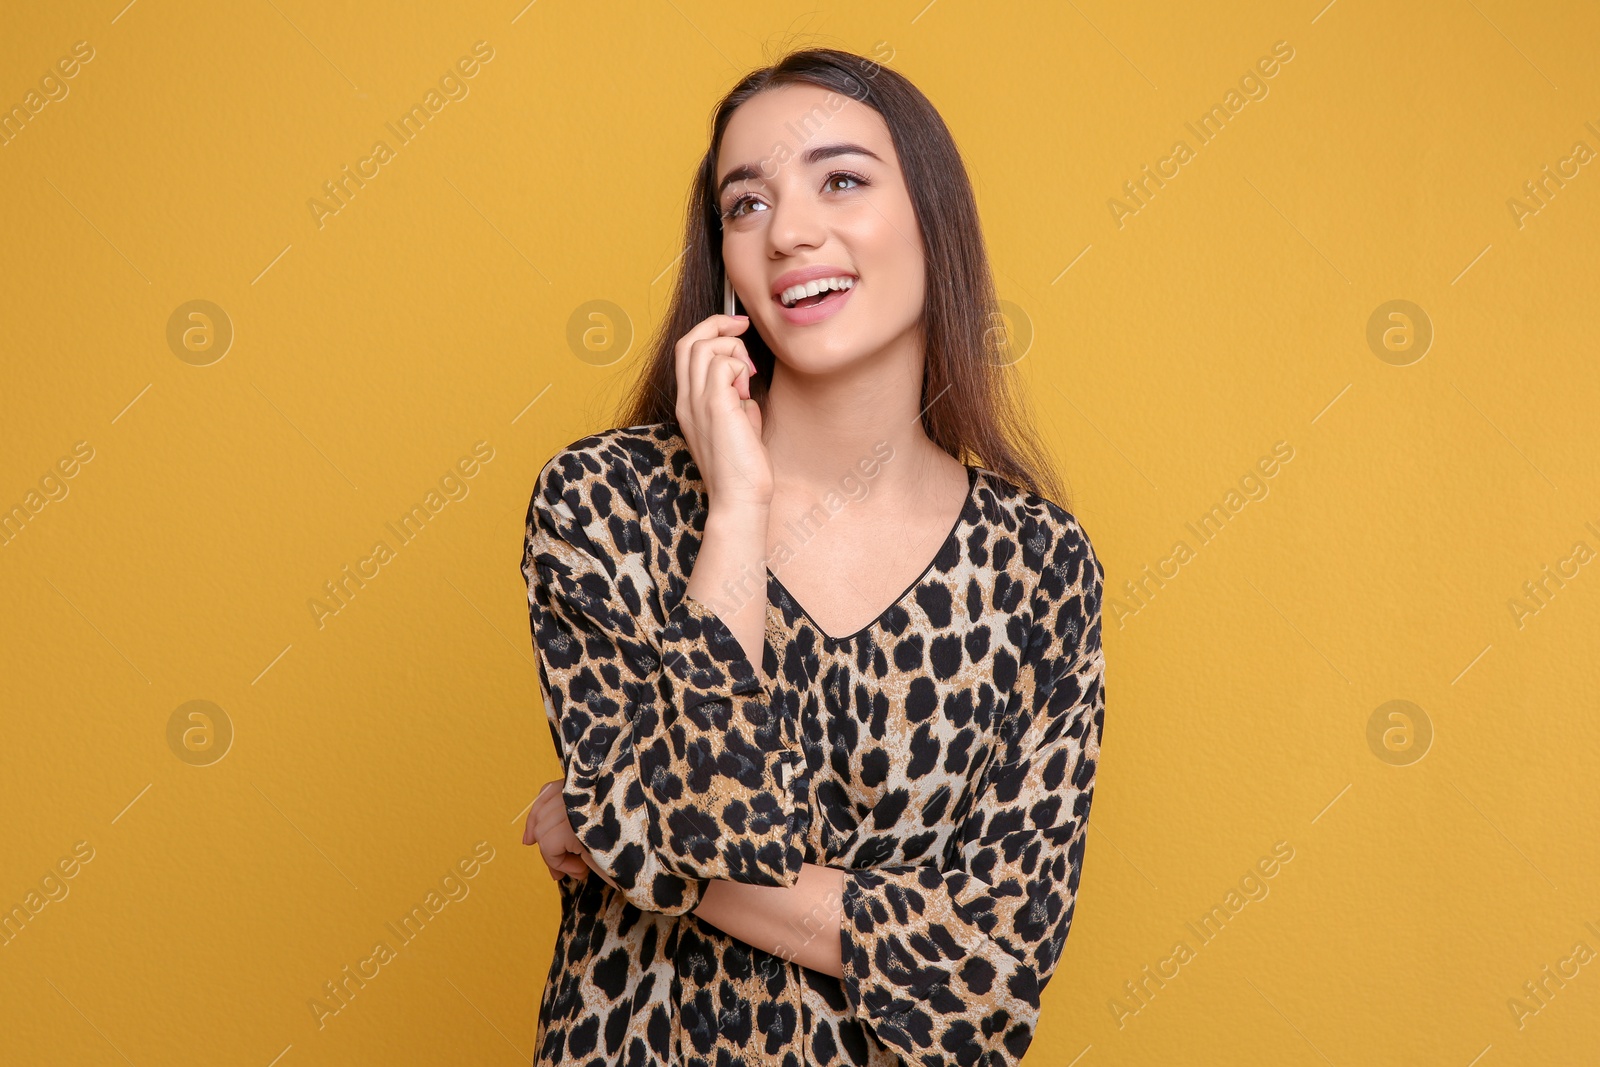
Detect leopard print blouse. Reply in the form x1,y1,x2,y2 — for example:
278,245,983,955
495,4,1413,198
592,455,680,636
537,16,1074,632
522,423,1105,1067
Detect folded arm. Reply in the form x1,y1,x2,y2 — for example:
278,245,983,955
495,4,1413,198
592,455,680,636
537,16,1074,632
524,450,807,915
837,511,1106,1067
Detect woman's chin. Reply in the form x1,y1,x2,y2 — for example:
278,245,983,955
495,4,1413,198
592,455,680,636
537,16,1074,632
766,345,877,380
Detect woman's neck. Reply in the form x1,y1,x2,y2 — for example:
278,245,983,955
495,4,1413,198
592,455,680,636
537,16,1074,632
757,341,961,499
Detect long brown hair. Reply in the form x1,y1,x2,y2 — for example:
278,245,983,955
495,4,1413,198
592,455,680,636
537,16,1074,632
618,47,1066,507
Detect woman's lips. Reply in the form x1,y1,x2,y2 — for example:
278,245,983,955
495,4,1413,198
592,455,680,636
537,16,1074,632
774,282,855,326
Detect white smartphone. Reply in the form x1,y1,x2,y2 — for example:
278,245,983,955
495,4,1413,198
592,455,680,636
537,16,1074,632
723,274,737,316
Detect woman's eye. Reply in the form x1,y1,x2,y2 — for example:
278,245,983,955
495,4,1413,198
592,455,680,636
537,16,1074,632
723,172,868,220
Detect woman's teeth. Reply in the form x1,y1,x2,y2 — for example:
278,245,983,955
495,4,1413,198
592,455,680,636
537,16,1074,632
780,276,855,308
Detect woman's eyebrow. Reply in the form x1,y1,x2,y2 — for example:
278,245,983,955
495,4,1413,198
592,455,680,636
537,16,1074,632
717,142,884,198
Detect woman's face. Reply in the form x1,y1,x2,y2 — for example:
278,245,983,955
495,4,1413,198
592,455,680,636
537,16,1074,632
715,83,927,379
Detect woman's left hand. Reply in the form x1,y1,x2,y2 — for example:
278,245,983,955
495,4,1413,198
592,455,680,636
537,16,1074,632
524,780,595,883
523,780,592,882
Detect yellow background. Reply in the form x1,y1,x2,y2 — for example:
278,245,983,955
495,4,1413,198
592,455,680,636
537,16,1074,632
2,1,1597,1064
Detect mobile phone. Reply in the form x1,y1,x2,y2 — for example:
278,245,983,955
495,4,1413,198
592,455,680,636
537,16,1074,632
723,274,738,316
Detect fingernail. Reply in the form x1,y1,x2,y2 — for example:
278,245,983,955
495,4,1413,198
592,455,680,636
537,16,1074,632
733,314,749,320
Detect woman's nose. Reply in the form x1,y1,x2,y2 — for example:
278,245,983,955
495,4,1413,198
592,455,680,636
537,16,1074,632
764,187,827,254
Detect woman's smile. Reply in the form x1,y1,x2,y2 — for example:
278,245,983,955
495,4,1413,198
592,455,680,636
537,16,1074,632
774,275,856,325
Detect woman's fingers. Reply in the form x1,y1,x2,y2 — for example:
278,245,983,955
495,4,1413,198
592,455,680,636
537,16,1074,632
528,796,553,844
680,347,758,491
706,351,752,402
523,780,563,845
686,338,751,409
694,347,748,404
550,837,591,882
673,314,750,371
519,780,601,885
675,318,748,410
529,804,593,883
531,797,570,842
672,312,771,508
680,325,753,412
540,837,584,881
526,781,570,850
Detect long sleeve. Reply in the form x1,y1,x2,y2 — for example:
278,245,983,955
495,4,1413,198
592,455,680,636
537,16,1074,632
523,446,807,916
838,508,1105,1066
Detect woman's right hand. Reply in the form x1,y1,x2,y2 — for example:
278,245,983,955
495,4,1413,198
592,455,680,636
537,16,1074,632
674,314,772,510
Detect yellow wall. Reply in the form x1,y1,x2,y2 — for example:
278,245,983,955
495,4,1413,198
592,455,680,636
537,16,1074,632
2,1,1596,1063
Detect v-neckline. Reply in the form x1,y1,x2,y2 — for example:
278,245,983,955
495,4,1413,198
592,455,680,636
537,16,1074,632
766,465,981,644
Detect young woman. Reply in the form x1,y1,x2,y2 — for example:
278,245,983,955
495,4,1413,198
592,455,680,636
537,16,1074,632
521,48,1105,1067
